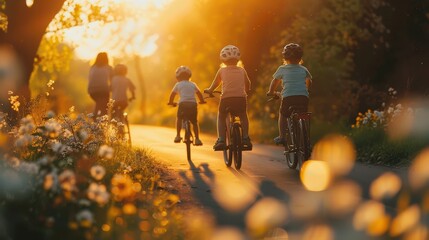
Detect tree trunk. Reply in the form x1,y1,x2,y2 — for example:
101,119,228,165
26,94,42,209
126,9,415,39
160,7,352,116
134,56,146,120
0,0,65,118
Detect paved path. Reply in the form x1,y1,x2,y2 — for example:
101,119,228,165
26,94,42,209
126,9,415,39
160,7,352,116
131,125,409,239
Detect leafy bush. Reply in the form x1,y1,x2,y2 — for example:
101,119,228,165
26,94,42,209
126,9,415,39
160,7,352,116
349,88,429,166
350,127,429,166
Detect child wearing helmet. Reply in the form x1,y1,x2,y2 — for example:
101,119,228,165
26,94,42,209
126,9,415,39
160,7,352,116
111,64,136,121
205,45,252,150
267,43,312,145
168,66,206,146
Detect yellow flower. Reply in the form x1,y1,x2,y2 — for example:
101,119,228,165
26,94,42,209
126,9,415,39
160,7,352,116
111,174,135,201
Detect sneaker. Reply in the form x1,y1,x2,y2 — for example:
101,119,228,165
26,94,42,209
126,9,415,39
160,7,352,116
174,136,182,143
194,139,203,146
213,139,226,151
274,136,285,145
242,137,253,150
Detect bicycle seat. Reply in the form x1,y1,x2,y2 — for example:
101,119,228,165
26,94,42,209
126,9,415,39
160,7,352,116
288,105,307,114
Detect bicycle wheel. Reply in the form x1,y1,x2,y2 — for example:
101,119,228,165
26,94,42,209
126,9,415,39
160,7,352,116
285,120,298,169
223,119,233,167
296,119,310,171
233,124,242,170
123,113,132,147
184,121,192,161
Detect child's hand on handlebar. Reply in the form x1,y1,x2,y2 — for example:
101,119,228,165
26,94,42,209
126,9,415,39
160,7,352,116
199,101,207,104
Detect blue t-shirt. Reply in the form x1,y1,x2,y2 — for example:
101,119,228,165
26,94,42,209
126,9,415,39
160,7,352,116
272,64,312,98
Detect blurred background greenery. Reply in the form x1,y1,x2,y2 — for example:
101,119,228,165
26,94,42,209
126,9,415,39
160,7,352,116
1,0,429,145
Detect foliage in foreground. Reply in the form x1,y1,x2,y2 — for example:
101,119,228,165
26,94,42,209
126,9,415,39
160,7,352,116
0,111,183,240
350,88,429,166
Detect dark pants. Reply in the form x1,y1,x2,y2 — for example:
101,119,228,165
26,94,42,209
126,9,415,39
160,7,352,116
89,91,110,117
218,97,249,140
278,95,308,139
280,95,309,117
177,102,200,139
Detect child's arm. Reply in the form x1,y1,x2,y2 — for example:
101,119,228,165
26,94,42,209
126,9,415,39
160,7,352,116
128,79,136,101
194,83,206,103
305,77,312,89
168,91,177,105
196,90,205,103
168,83,178,105
205,69,221,93
267,78,281,95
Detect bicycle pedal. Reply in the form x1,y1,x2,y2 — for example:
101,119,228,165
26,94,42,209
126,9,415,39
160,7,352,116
284,149,297,154
242,146,253,151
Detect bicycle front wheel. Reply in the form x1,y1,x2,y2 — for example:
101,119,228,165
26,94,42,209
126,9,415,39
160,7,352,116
285,129,298,169
296,119,310,171
284,120,298,169
223,121,232,167
184,121,192,161
233,124,242,170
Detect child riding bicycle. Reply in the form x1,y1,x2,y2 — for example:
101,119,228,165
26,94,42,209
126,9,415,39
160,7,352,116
205,45,252,150
168,66,206,146
266,43,312,145
111,64,136,122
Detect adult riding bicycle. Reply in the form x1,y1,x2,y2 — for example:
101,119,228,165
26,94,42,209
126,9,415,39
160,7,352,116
204,90,252,170
267,92,311,170
168,101,205,161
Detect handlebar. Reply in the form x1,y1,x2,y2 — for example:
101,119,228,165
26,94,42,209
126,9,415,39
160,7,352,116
266,92,281,103
168,101,206,107
204,90,221,99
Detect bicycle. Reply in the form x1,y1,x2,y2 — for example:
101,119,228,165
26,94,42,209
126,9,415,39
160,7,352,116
111,99,133,147
267,93,311,170
204,90,252,170
168,102,204,161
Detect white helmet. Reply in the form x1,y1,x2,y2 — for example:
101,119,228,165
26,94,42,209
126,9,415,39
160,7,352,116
220,45,240,62
175,65,192,79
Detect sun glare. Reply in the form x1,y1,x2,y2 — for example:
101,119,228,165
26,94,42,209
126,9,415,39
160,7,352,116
60,0,171,60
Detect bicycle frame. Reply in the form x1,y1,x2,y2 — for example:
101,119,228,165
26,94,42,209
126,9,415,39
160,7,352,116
267,94,311,170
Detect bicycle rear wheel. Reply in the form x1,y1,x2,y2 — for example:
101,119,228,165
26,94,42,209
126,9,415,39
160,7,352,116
223,119,232,167
184,121,192,161
233,124,242,170
123,113,132,147
296,119,310,171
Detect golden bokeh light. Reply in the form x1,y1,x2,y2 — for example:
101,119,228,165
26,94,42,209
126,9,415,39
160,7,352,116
210,227,246,240
245,197,288,237
403,225,428,240
302,224,334,240
326,180,361,216
310,134,356,176
366,214,390,236
390,205,420,237
212,177,257,212
370,172,402,200
300,160,331,192
26,0,34,7
353,200,386,232
263,228,289,240
409,148,429,189
289,192,321,220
